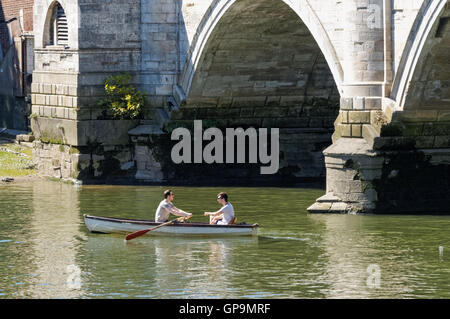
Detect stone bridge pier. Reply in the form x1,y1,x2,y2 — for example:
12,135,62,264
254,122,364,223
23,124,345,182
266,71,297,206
309,0,450,214
309,0,394,213
29,0,450,213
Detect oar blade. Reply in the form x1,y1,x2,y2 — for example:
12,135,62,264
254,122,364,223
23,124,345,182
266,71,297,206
124,216,189,241
125,228,150,241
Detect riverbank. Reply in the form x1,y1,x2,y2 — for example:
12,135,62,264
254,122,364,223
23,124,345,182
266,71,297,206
0,134,38,181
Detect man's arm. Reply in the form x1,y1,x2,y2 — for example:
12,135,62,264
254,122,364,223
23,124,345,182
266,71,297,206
204,209,223,217
171,206,192,218
164,203,192,218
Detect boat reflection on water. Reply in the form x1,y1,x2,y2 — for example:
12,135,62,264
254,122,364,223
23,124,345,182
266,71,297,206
82,234,258,298
153,237,258,298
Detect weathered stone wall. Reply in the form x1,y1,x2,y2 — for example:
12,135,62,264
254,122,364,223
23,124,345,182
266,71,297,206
77,0,141,108
32,0,142,124
308,137,450,214
32,0,81,145
140,0,178,99
32,140,135,182
373,148,450,214
158,99,338,184
31,0,142,182
370,109,450,150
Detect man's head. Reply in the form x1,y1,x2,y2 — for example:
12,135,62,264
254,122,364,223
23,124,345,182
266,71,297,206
217,192,228,205
164,189,174,201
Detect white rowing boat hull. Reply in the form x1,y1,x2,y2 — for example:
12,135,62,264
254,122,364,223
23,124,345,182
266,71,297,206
84,214,259,237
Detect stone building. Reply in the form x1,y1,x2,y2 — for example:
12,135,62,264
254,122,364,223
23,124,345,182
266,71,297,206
0,0,34,131
8,0,450,213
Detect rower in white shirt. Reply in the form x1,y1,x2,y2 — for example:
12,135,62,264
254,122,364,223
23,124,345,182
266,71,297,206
204,192,235,225
155,190,192,222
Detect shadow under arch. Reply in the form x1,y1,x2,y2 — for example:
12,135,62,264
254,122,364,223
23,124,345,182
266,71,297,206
179,0,343,97
390,0,449,110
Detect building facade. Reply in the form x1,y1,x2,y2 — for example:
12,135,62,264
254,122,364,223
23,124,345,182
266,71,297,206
0,0,34,131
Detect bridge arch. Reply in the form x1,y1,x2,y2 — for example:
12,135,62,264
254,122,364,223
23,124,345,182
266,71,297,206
168,0,342,184
391,0,449,110
179,0,343,97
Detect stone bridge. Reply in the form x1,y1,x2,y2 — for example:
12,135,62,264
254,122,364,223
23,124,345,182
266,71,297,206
29,0,450,213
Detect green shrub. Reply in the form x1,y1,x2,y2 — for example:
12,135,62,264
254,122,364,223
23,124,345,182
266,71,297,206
99,73,146,119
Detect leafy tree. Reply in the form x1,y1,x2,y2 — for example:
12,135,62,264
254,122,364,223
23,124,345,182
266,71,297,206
99,73,145,119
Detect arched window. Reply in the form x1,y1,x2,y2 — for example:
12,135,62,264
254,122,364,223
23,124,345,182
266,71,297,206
46,3,68,46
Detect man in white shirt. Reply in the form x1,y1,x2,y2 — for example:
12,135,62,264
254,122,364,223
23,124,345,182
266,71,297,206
155,190,192,222
204,192,235,225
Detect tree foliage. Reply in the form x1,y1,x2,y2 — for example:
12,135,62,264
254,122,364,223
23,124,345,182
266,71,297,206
99,73,145,119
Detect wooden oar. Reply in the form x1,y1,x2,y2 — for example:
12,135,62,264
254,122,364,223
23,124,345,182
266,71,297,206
125,216,189,241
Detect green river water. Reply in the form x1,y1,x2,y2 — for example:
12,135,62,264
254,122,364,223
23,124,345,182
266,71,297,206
1,179,450,298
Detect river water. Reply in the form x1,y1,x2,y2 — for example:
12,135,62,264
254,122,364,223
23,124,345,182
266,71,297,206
1,179,450,299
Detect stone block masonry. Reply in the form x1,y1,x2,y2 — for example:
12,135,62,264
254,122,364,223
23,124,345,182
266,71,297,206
140,0,179,97
32,140,135,182
308,138,450,214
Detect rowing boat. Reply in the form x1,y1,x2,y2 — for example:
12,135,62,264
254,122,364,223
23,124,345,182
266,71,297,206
83,214,259,237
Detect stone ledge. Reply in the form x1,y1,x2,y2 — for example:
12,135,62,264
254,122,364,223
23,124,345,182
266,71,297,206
323,137,378,157
128,125,164,136
307,193,351,214
16,134,35,143
316,192,341,203
31,117,139,146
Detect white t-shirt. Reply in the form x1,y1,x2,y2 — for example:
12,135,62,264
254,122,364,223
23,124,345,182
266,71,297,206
217,203,234,225
155,199,177,222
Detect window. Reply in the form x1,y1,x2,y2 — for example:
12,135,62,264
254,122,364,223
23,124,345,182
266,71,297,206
47,3,68,46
